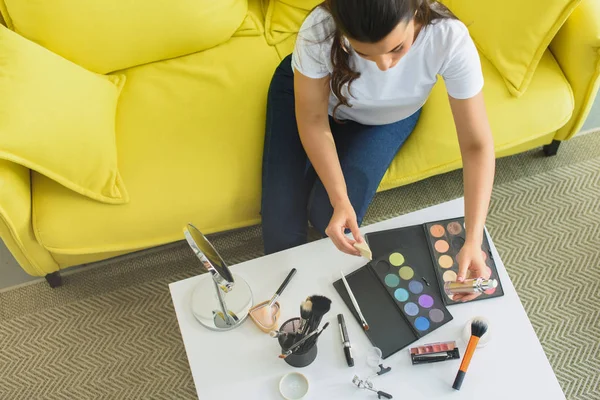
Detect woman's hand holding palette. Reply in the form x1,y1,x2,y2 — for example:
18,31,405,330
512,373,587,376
425,218,504,304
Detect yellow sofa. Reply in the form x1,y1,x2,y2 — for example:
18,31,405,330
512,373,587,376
0,0,598,286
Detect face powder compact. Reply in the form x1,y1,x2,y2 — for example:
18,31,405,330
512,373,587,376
279,372,309,400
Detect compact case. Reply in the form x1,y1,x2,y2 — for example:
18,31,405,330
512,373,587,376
333,217,504,358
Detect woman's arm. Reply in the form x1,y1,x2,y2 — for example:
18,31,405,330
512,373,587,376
448,91,496,300
294,71,362,255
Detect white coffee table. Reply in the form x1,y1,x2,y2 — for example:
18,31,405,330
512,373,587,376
169,198,565,399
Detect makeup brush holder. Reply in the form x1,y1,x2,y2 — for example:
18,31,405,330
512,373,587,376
279,339,318,368
278,318,319,368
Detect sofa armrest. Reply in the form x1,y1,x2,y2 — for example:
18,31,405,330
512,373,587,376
0,160,59,277
550,0,600,140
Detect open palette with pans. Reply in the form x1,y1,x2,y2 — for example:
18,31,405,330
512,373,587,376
424,217,504,304
333,217,503,358
372,251,452,336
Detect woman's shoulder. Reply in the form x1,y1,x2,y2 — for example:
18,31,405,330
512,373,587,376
297,6,336,43
426,17,471,46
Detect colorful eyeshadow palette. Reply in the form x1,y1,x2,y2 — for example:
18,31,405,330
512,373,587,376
371,251,452,337
333,216,503,357
424,218,504,304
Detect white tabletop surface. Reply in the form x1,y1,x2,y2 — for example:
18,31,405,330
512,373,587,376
169,198,565,399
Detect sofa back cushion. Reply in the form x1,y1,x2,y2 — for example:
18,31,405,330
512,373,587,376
441,0,581,96
265,0,321,45
0,0,248,73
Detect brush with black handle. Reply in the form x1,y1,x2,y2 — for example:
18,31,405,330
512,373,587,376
298,322,330,353
305,295,331,335
453,318,488,390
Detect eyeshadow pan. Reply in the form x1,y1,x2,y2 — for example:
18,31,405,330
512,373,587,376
385,274,400,287
438,255,454,269
404,302,419,316
443,270,457,282
482,250,488,261
408,280,424,294
434,240,449,253
447,222,462,235
451,236,465,250
394,288,409,302
485,266,492,278
399,266,414,280
414,317,430,331
389,252,405,266
419,294,434,308
429,309,445,323
430,225,445,238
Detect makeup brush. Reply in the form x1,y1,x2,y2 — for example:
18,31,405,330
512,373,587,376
280,329,319,359
299,299,312,334
300,322,330,352
452,318,488,390
341,271,369,331
269,330,288,339
305,295,332,335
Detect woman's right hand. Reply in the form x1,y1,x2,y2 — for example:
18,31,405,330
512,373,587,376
325,199,363,256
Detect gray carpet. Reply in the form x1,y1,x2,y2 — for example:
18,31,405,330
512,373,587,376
1,133,599,399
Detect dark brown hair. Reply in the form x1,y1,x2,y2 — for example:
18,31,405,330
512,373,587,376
321,0,456,119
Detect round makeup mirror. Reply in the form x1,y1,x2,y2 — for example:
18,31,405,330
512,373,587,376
184,224,253,331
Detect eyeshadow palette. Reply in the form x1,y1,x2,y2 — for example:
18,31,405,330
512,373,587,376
371,251,452,337
424,217,504,304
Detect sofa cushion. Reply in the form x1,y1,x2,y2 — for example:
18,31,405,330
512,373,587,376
0,26,128,205
0,0,248,74
441,0,581,96
265,0,321,45
379,50,574,190
32,35,281,254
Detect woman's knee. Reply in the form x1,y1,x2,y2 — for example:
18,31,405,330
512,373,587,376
307,182,332,235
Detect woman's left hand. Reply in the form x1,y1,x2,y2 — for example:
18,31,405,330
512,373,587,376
454,241,490,302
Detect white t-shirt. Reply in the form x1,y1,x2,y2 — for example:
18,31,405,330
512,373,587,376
291,7,484,125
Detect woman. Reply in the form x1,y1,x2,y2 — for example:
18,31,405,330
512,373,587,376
261,0,495,302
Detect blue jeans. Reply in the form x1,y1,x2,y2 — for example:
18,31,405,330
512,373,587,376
261,55,421,254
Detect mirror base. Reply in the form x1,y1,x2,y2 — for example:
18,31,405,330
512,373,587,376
191,273,253,331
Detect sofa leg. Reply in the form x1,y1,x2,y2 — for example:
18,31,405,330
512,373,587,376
543,140,561,156
45,271,63,288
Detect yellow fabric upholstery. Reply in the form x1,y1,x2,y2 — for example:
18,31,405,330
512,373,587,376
381,50,573,189
0,160,59,276
441,0,581,97
32,35,281,255
265,0,321,45
32,45,572,254
0,0,596,276
234,0,267,37
0,0,248,74
0,26,128,204
550,0,600,140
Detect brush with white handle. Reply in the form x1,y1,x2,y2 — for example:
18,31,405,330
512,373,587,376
341,271,369,331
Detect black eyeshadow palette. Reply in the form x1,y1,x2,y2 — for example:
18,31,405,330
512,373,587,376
333,223,454,358
371,251,452,336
